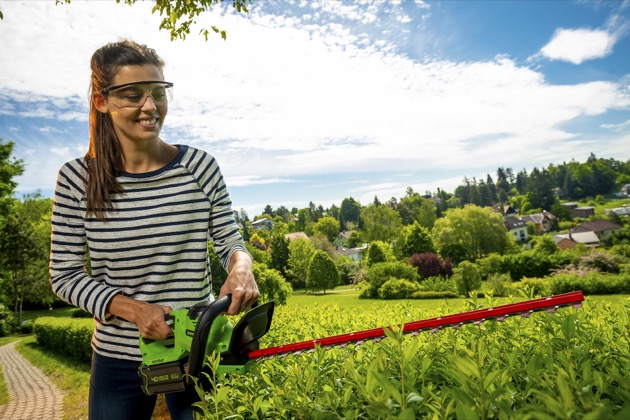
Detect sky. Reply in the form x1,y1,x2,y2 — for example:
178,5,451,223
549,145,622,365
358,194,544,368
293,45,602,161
0,0,629,217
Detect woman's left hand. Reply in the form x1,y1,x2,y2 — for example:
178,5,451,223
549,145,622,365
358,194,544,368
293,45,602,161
219,250,260,315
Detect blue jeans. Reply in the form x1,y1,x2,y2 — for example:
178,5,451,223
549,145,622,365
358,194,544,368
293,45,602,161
89,352,199,420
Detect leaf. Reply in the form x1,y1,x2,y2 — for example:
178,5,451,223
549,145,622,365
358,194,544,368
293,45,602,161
561,314,576,340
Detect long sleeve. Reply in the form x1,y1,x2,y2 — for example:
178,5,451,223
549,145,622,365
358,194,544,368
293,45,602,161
181,148,250,270
49,161,120,321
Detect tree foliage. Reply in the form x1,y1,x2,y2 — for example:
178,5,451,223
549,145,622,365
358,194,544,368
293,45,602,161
251,262,292,305
269,234,290,278
306,250,339,294
432,205,512,263
409,253,452,280
399,222,436,258
287,238,315,289
55,0,252,40
360,204,402,243
313,215,340,243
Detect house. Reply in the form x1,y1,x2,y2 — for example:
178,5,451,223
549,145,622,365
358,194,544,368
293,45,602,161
251,218,274,231
572,220,621,240
606,207,630,217
284,232,309,241
571,206,595,219
504,216,528,242
334,244,367,262
519,211,557,233
503,204,517,215
553,231,600,250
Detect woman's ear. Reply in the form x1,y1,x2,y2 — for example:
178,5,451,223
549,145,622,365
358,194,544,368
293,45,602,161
92,92,109,113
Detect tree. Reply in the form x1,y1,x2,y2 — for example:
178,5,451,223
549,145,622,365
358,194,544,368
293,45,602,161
313,215,340,243
251,262,292,305
269,234,290,278
54,0,252,41
364,241,392,267
527,167,556,211
340,197,362,225
0,140,24,210
306,250,339,294
287,238,315,289
432,204,512,263
399,222,436,258
0,200,48,322
360,204,402,243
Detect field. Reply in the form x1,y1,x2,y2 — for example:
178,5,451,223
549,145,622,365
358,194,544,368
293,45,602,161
9,289,630,419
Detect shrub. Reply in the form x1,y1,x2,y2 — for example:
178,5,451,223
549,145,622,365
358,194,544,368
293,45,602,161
359,261,418,298
550,272,630,295
485,272,512,297
418,276,458,294
72,308,93,318
378,277,420,299
579,251,622,274
33,317,93,363
16,320,34,334
410,253,453,279
453,261,481,296
515,277,552,297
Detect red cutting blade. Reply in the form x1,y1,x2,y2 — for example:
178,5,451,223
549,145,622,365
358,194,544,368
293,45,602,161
248,291,584,360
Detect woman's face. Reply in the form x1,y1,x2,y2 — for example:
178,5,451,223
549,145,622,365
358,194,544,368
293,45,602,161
100,64,168,146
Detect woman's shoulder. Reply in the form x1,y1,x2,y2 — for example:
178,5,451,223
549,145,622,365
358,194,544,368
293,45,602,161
58,157,88,178
179,145,219,169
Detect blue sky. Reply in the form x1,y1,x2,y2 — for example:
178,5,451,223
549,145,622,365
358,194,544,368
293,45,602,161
0,0,629,217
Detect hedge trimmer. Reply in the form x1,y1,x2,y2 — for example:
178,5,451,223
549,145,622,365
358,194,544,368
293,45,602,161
138,291,584,395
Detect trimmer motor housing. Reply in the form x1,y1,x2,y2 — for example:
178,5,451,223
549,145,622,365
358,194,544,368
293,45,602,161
138,296,274,395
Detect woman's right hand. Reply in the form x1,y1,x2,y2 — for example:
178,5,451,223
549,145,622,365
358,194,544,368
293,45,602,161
133,302,173,340
106,294,173,340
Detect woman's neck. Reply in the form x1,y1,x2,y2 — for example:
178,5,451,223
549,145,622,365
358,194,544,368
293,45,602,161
120,139,178,173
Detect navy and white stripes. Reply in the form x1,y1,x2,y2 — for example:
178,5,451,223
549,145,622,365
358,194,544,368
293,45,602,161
49,145,248,361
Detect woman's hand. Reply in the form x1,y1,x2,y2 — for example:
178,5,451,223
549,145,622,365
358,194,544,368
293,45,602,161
219,250,260,315
106,294,173,340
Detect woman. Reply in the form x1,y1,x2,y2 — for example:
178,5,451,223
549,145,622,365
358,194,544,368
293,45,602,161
49,40,259,419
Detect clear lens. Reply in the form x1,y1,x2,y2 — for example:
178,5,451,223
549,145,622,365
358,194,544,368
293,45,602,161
108,83,173,108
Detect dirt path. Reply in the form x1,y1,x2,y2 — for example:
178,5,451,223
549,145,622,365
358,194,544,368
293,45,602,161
0,340,63,420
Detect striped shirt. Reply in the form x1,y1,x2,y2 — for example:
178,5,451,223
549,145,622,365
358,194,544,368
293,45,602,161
49,145,248,361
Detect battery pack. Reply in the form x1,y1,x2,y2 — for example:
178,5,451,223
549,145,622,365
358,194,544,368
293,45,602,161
138,361,186,395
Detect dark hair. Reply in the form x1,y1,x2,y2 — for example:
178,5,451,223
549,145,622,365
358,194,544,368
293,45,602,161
86,40,165,220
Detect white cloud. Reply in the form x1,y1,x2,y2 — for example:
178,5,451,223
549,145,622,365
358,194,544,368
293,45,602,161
1,1,629,208
540,28,616,64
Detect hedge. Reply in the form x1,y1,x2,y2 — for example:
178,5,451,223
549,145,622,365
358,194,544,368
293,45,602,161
33,317,93,363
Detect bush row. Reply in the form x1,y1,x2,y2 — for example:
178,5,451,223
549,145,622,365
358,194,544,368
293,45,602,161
33,316,93,363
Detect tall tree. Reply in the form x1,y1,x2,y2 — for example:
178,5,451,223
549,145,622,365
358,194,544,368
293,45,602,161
269,234,290,278
400,222,436,258
340,197,361,224
313,215,340,243
287,238,315,290
432,204,512,263
306,250,339,294
527,167,556,210
360,204,402,243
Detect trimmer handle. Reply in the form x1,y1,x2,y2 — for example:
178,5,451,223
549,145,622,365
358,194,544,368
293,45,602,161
186,294,232,382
